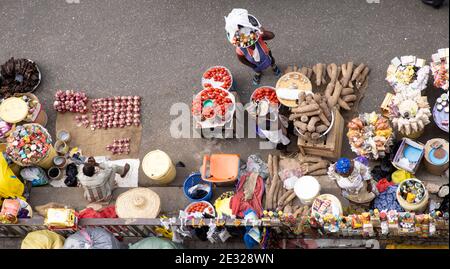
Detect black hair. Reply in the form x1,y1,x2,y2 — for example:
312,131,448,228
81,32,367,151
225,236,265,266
82,164,95,177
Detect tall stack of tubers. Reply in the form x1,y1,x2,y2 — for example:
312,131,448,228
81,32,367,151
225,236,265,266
323,62,370,111
291,91,332,140
298,155,330,176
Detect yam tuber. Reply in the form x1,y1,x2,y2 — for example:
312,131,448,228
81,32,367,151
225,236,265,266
278,190,295,207
338,98,351,110
351,63,366,81
340,62,354,88
307,116,320,132
300,115,309,123
299,155,324,164
294,121,308,132
356,66,370,86
266,155,278,210
311,132,321,140
328,81,343,108
298,91,306,103
324,82,335,99
315,124,328,133
313,63,326,86
282,192,297,207
307,160,329,173
343,94,357,102
313,93,322,104
318,112,331,126
292,103,319,113
309,169,328,176
327,63,339,85
341,87,354,96
319,101,331,118
284,205,293,214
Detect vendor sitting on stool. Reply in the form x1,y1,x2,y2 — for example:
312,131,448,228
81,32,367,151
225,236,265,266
328,157,378,204
78,157,130,203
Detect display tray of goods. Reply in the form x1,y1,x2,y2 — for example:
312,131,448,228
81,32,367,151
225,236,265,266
185,201,215,217
229,22,260,48
433,93,449,132
389,91,431,138
396,178,429,212
0,58,41,98
192,87,235,128
291,91,334,141
246,86,280,120
275,72,312,108
311,194,343,218
12,93,42,123
202,66,233,91
386,55,430,95
347,112,394,160
430,48,449,91
5,123,55,167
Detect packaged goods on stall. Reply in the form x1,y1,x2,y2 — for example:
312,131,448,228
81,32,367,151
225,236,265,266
424,139,449,175
20,166,48,186
0,58,41,98
389,92,431,138
392,138,425,174
14,93,41,122
433,93,449,132
5,123,53,166
430,48,449,91
63,227,124,249
34,202,71,217
386,56,430,95
347,112,394,159
396,178,429,212
53,90,88,113
202,66,233,90
129,237,183,249
90,96,141,130
21,230,65,249
44,208,77,229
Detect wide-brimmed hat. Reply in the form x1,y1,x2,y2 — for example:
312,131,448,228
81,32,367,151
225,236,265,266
115,188,161,218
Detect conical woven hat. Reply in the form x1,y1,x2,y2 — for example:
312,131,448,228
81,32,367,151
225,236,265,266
115,188,161,218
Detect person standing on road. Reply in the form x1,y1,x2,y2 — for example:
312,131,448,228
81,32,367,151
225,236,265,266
225,9,281,85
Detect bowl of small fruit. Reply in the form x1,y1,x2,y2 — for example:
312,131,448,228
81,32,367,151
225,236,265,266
192,87,235,126
185,201,216,217
202,66,233,91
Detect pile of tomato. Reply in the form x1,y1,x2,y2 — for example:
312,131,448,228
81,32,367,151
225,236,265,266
186,202,214,215
252,87,279,104
192,87,233,120
203,67,232,90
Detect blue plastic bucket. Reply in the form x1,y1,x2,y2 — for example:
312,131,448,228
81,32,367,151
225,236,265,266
183,172,213,202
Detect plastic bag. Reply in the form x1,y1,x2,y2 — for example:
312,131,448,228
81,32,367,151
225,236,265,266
129,237,183,249
21,230,65,249
246,155,269,180
20,166,48,187
0,153,25,204
63,227,124,249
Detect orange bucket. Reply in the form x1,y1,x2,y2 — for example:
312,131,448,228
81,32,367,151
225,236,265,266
201,154,240,184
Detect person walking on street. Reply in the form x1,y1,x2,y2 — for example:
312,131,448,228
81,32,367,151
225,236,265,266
225,9,281,85
78,157,130,202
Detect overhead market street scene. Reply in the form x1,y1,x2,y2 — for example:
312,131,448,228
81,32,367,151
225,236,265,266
0,0,449,251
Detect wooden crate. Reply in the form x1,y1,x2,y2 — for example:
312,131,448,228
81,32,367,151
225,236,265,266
297,109,344,160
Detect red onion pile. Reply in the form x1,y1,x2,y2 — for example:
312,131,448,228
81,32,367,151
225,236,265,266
90,96,141,130
75,115,90,128
53,90,89,113
106,138,130,155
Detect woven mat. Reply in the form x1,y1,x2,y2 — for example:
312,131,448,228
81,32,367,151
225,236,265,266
55,112,142,160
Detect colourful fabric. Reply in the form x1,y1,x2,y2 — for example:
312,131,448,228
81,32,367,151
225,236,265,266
230,172,264,218
373,185,403,212
78,205,117,219
335,158,352,174
376,178,394,193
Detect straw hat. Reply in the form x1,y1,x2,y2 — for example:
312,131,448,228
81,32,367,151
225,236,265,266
115,188,161,218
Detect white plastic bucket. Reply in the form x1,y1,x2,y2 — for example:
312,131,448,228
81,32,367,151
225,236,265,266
294,176,321,205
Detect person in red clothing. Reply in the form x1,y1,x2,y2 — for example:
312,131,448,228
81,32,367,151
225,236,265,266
225,9,281,85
